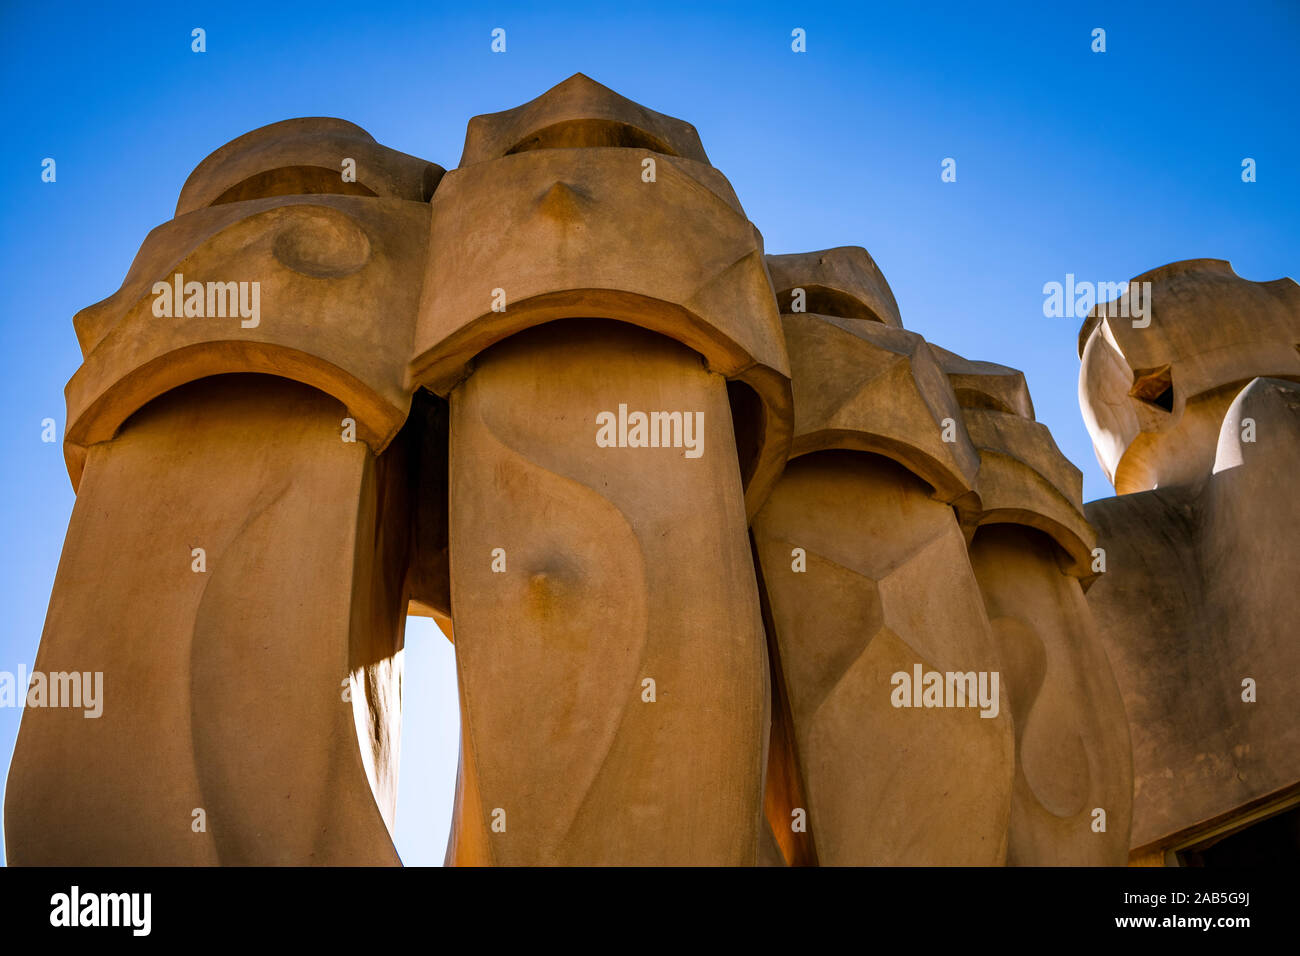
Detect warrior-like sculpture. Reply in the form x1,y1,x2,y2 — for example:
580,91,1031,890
7,76,1293,867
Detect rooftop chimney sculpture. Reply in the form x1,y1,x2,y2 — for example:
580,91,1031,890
6,75,1297,866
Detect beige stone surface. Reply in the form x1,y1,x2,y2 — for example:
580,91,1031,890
753,452,1014,864
967,526,1132,864
767,247,902,328
66,118,439,487
751,250,1014,864
458,72,711,167
6,376,407,864
933,348,1095,576
1084,376,1300,853
780,313,980,510
1078,258,1300,859
442,320,768,864
65,195,430,486
936,348,1131,864
175,117,443,215
929,345,1035,420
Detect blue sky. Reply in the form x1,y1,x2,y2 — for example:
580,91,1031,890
1,0,1296,865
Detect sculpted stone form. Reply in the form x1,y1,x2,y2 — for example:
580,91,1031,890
751,248,1014,865
412,74,793,520
445,321,767,865
7,376,411,864
417,77,787,863
9,117,437,864
935,349,1131,864
1078,260,1300,496
5,77,1295,866
64,119,442,485
1078,260,1300,864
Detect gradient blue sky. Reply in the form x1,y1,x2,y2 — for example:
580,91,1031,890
1,0,1297,865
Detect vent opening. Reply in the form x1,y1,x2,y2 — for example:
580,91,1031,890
778,284,885,323
211,165,378,206
726,380,764,488
505,119,677,157
1130,364,1174,412
953,387,1015,414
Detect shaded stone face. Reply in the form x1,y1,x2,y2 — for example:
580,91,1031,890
6,74,1293,867
753,451,1015,865
925,345,1132,864
966,524,1132,865
1083,376,1300,860
6,376,409,865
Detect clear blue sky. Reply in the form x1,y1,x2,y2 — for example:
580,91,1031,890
1,0,1296,865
